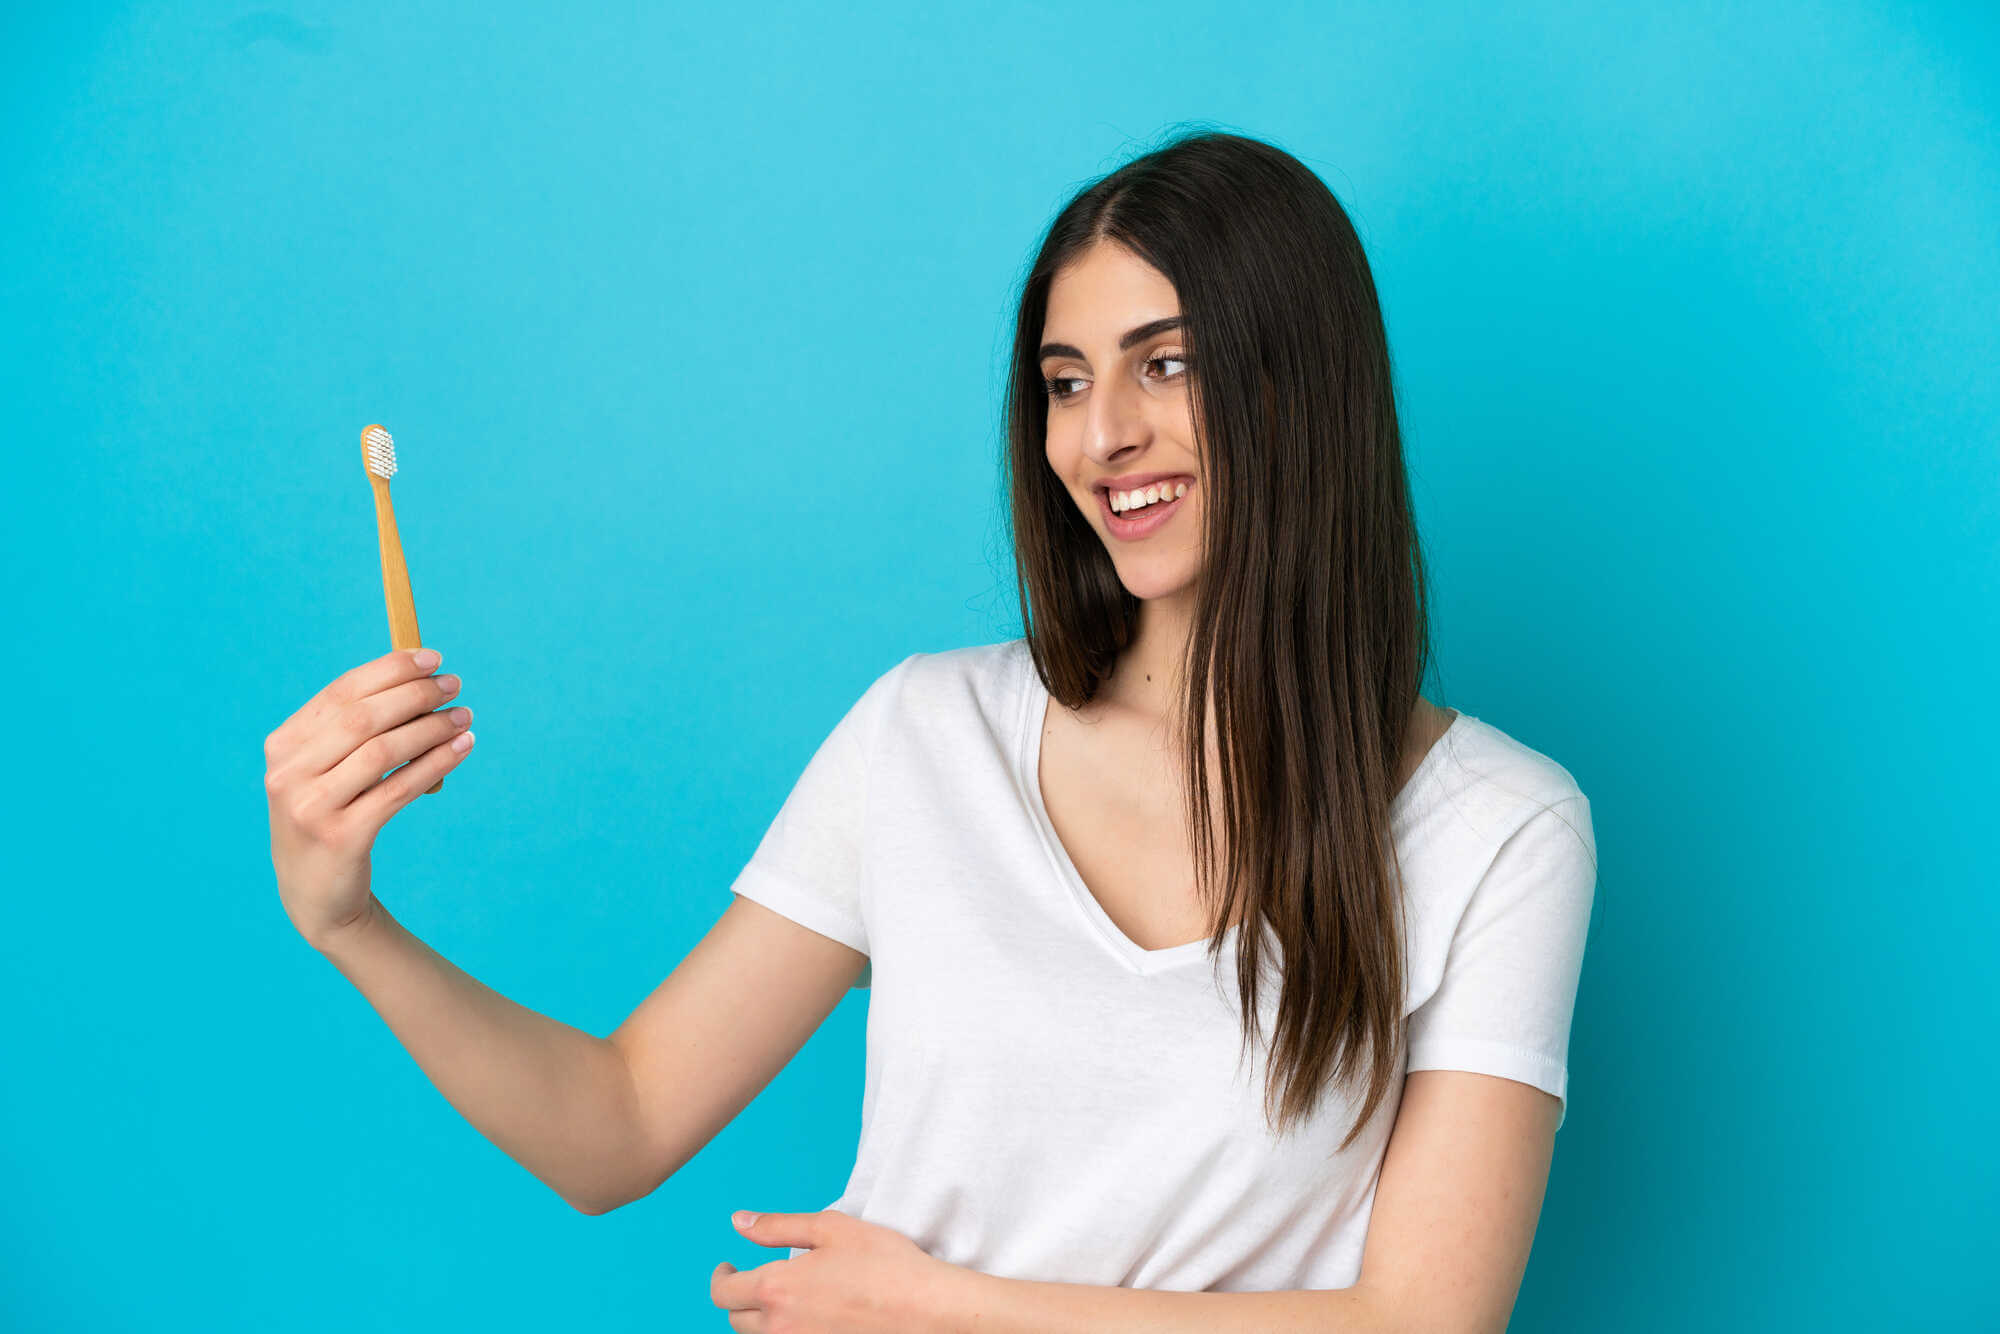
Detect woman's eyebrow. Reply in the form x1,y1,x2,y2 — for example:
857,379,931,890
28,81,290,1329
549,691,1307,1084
1038,315,1184,362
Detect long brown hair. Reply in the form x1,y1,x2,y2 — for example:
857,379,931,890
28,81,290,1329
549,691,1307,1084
1006,126,1435,1150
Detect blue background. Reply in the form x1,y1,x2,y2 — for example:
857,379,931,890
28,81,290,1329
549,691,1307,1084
5,2,1995,1329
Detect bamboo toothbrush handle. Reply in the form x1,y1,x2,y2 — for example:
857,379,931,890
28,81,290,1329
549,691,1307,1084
371,475,443,795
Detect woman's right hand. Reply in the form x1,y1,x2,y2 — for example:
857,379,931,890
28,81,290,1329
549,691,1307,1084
265,648,475,950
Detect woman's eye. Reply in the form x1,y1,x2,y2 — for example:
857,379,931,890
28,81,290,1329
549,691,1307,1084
1043,355,1186,403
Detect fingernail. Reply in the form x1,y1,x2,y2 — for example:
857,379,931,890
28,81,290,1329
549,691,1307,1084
413,649,441,670
732,1211,759,1228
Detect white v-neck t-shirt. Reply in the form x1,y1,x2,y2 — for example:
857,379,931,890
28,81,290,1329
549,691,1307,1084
726,637,1597,1291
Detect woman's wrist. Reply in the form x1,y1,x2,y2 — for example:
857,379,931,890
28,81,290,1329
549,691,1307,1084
921,1257,995,1333
310,894,388,960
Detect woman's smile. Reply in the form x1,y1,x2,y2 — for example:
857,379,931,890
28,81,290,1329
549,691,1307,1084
1097,477,1194,541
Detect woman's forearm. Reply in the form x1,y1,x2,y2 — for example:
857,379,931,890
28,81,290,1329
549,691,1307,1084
940,1265,1390,1333
311,898,653,1214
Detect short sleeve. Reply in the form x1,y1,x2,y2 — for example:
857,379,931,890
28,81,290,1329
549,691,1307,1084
727,657,909,990
1405,794,1597,1129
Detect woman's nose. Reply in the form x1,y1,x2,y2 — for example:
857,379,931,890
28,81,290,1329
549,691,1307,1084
1082,375,1149,459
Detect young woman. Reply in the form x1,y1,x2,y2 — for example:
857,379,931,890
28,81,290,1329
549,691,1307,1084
266,129,1595,1331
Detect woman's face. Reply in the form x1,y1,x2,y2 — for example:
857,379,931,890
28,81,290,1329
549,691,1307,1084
1039,239,1205,601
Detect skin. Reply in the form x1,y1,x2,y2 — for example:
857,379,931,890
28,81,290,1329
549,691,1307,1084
1036,236,1208,726
1037,237,1455,771
1035,238,1456,948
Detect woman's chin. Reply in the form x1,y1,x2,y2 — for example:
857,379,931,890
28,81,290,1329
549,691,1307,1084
1116,566,1199,603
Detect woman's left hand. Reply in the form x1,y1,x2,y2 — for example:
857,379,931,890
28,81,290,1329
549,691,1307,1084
711,1208,965,1333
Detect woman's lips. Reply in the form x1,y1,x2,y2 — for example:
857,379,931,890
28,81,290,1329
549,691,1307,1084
1097,481,1191,541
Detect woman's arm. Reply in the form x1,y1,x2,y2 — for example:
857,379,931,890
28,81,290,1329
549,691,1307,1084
931,1068,1559,1333
316,891,865,1216
941,1271,1386,1332
313,897,657,1214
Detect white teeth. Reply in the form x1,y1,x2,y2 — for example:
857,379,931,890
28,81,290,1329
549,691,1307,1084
1111,480,1190,513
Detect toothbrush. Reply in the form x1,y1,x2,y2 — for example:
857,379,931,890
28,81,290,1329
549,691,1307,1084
360,423,443,796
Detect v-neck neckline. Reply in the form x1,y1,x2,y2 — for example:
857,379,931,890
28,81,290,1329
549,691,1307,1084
1010,641,1467,977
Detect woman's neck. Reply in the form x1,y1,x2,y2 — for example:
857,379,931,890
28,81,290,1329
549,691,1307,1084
1105,589,1199,724
1106,591,1445,793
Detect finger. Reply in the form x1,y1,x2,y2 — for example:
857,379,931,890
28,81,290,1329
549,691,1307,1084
710,1257,786,1314
714,1263,767,1331
292,670,463,794
271,648,442,757
734,1210,824,1250
343,717,475,826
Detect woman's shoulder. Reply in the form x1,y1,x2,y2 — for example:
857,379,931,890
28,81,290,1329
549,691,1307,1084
862,638,1029,741
879,637,1024,692
1429,709,1592,848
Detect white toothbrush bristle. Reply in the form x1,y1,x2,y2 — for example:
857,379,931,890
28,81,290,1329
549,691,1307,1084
363,425,397,479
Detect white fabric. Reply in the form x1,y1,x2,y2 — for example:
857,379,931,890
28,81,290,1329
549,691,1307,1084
727,637,1597,1291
